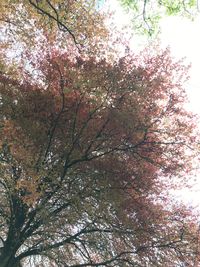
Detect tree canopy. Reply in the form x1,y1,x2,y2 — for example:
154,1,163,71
0,0,108,53
0,1,200,267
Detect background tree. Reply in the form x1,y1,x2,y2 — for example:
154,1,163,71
0,42,199,266
119,0,199,35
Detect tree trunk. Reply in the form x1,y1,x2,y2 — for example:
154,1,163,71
0,252,21,267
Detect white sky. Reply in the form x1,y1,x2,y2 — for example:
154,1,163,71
160,16,200,115
107,0,200,207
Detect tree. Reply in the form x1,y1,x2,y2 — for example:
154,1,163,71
119,0,199,35
0,42,199,267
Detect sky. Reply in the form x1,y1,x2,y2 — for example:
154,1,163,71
160,16,200,115
106,0,200,207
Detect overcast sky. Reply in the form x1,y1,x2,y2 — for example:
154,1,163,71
160,16,200,115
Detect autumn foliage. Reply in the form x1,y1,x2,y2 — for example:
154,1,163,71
0,0,108,53
0,39,199,267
